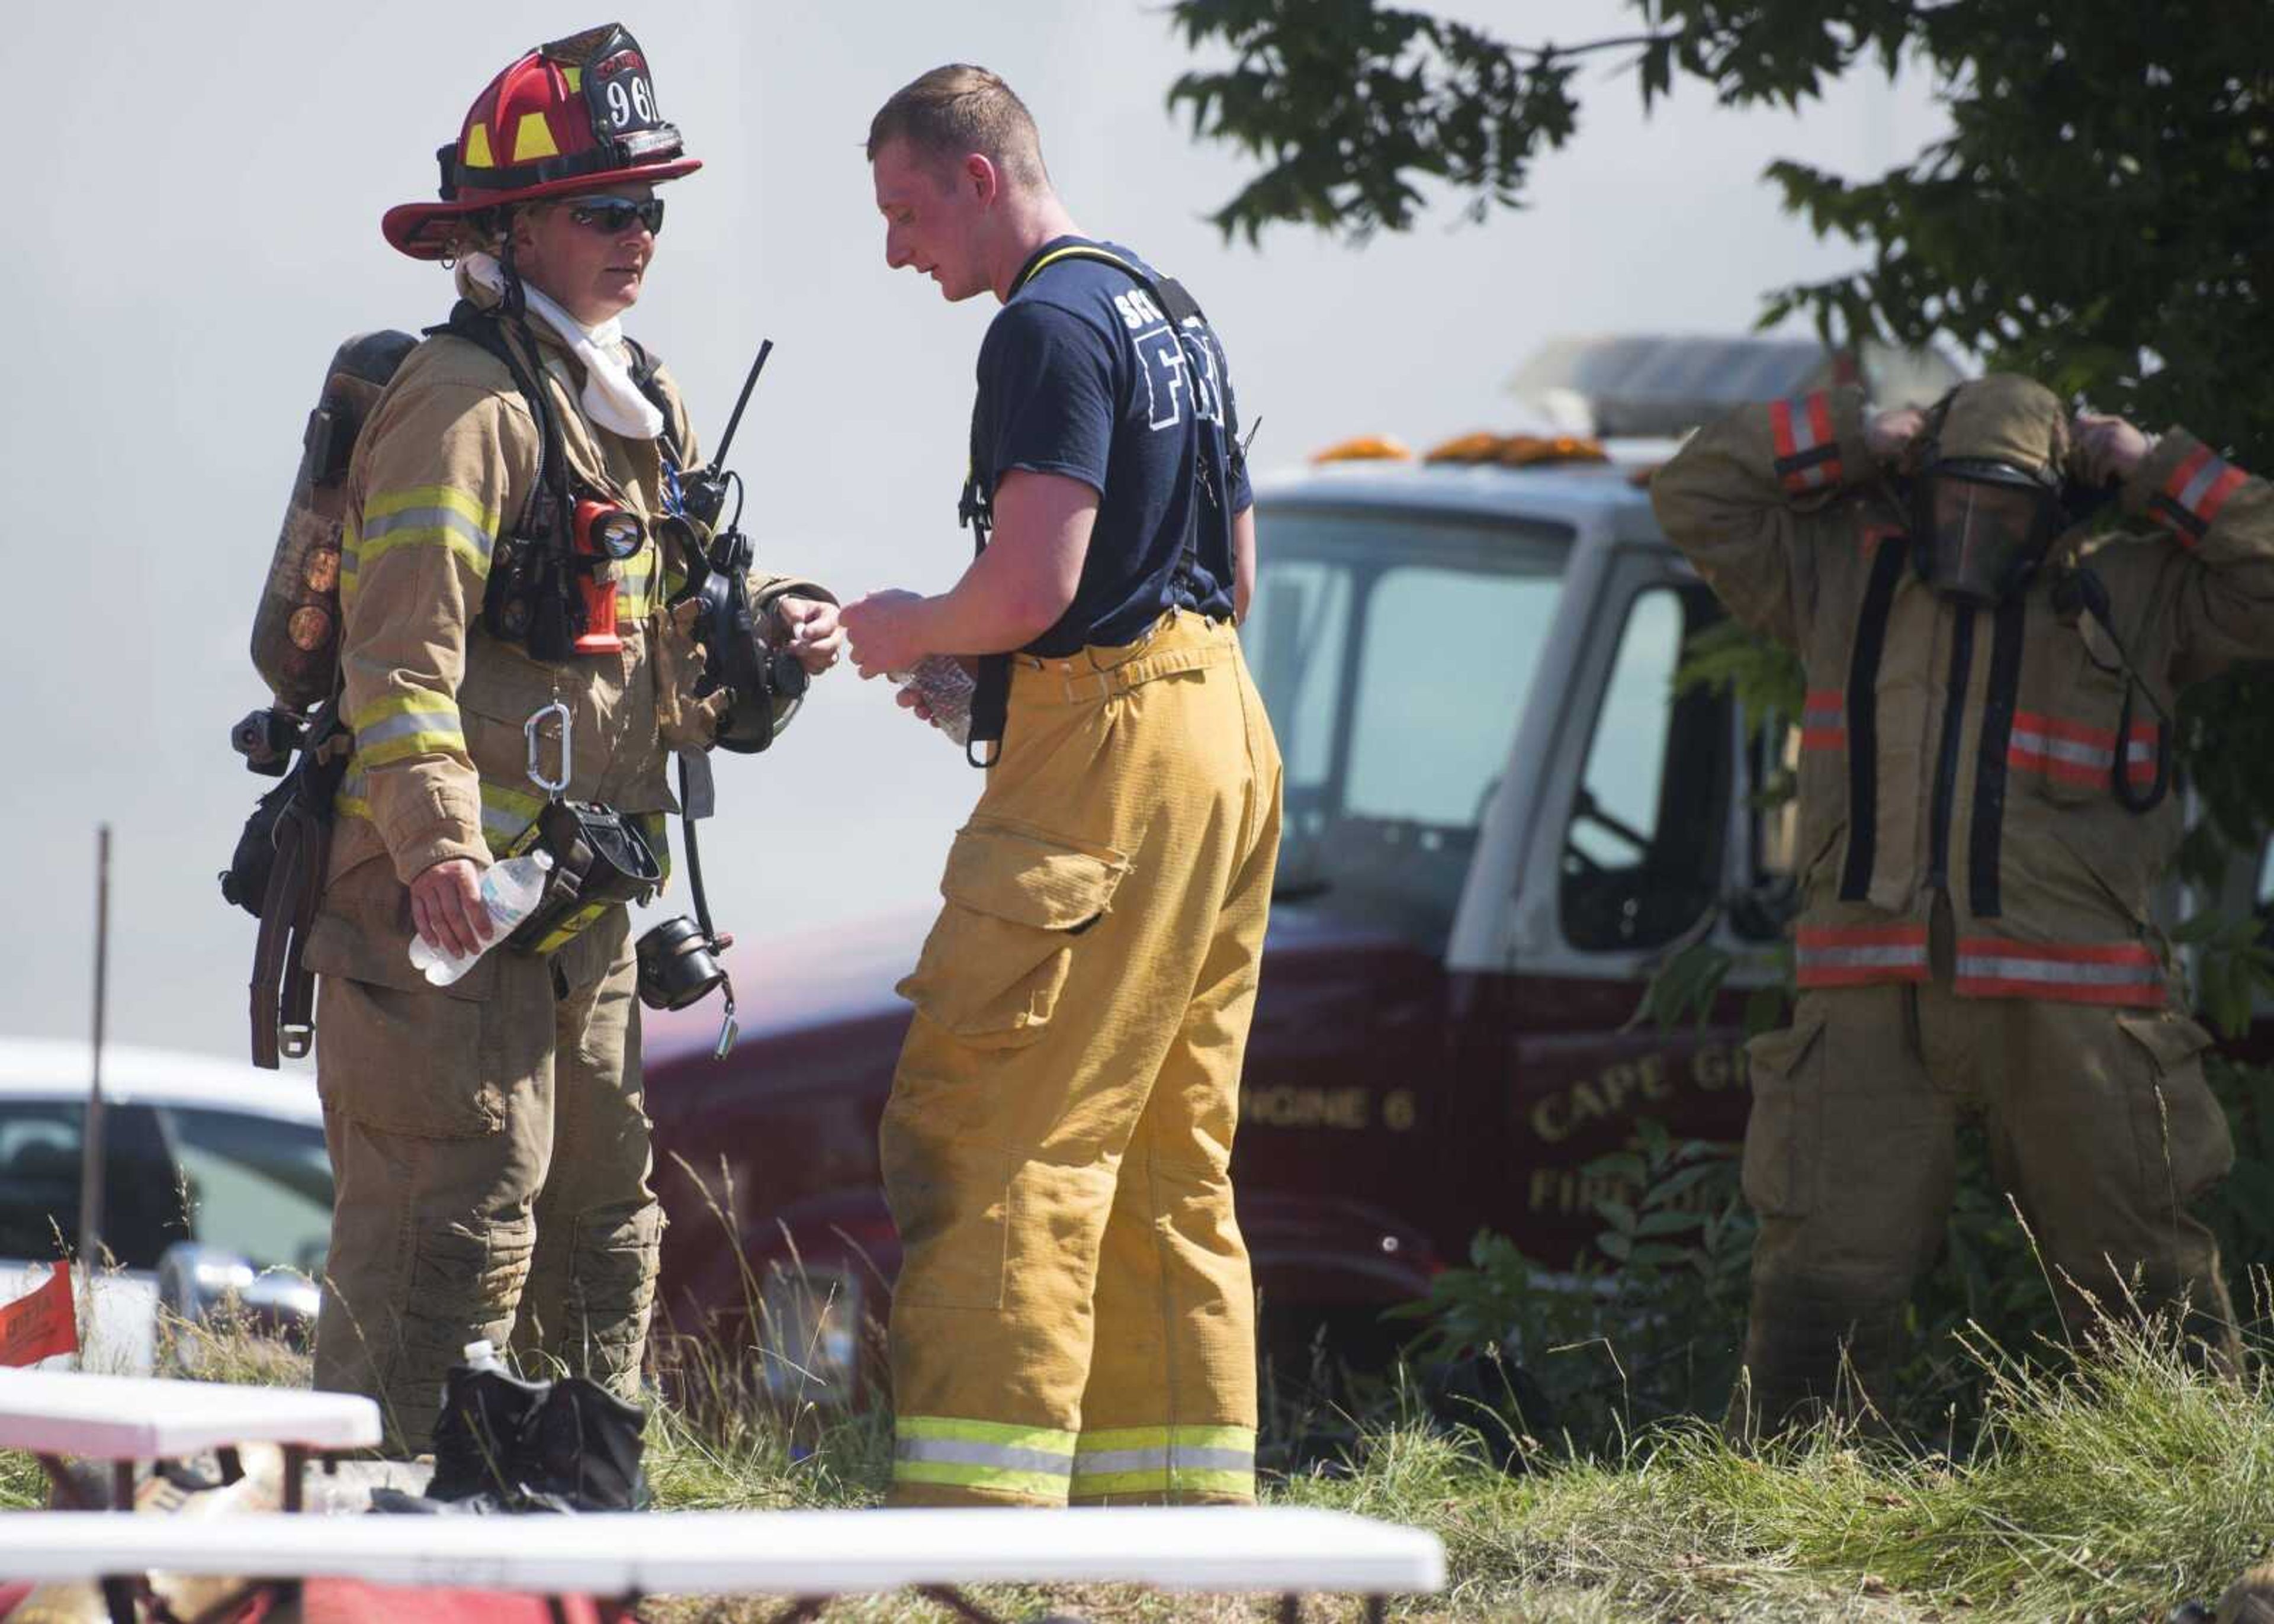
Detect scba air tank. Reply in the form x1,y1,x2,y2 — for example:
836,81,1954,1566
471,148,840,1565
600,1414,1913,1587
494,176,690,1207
249,330,419,706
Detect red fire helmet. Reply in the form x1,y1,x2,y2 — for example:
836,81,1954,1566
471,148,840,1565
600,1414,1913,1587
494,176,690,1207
382,23,701,261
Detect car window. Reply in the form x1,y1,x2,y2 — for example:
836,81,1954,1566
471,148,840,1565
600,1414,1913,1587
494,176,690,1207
1559,583,1732,951
155,1108,333,1279
1244,506,1572,952
0,1102,187,1270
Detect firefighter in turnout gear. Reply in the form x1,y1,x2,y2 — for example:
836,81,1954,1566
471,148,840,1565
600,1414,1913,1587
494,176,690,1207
310,24,841,1451
1652,374,2269,1430
844,67,1279,1506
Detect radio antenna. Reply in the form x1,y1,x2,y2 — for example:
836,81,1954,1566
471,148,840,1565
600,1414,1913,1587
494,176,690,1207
708,339,774,476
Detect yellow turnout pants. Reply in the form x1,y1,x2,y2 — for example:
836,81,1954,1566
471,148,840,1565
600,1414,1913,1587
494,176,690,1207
882,612,1283,1506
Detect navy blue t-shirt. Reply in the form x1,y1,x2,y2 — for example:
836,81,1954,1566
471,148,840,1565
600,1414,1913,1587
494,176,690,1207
970,237,1252,657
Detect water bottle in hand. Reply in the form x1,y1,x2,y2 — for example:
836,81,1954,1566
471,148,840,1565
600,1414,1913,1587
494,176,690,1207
893,655,976,747
407,850,555,986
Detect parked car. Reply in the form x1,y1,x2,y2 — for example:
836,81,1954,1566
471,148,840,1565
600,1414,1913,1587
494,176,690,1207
0,1040,329,1372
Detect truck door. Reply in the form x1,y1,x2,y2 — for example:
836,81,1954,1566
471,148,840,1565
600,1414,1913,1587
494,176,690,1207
1234,504,1577,1313
1492,548,1758,1265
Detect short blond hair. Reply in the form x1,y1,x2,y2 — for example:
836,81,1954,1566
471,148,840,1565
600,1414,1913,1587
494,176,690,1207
866,65,1048,189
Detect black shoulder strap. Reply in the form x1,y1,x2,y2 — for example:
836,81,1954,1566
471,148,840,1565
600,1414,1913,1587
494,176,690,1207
429,301,570,541
962,244,1242,770
621,335,691,471
1005,246,1239,448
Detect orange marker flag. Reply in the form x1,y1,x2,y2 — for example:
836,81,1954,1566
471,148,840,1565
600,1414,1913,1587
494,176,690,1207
0,1263,78,1368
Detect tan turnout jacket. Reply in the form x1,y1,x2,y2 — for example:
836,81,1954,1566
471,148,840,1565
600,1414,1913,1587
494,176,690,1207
1652,386,2274,1006
327,287,824,904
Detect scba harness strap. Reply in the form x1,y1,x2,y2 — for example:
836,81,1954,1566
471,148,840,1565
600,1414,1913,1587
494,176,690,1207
431,301,597,662
959,245,1244,767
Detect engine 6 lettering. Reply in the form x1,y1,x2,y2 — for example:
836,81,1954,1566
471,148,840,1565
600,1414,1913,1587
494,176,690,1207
1244,1083,1371,1131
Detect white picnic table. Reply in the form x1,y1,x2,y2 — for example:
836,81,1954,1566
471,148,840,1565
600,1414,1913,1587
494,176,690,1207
0,1506,1445,1622
0,1365,380,1513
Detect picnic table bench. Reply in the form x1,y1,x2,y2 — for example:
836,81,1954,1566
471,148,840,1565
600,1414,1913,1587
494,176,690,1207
0,1506,1445,1622
0,1365,381,1513
0,1369,1444,1621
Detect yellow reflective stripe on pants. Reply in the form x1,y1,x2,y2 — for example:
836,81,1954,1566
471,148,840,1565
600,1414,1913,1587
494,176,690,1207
1071,1424,1255,1498
893,1416,1075,1498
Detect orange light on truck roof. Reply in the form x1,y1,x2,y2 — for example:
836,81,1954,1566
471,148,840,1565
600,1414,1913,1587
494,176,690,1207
1422,433,1610,467
1311,435,1414,464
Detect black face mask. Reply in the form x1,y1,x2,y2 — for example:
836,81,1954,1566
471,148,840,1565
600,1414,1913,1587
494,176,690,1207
1910,457,2067,605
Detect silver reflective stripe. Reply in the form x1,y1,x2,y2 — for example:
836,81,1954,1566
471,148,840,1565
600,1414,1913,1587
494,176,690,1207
1786,404,1825,452
1073,1446,1252,1477
355,708,463,751
2011,727,2114,770
894,1438,1074,1477
1956,954,2154,987
1798,944,1925,970
482,804,535,841
359,503,496,561
2178,455,2233,513
1802,706,1843,731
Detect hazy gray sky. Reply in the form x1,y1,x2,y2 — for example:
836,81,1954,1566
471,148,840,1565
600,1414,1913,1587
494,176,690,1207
2,2,1947,1063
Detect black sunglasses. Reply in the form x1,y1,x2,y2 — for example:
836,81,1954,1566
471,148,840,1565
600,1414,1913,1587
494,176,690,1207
564,195,666,236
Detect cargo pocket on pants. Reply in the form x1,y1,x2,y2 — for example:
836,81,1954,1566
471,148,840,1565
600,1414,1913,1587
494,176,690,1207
895,818,1130,1048
2116,1012,2232,1206
304,857,511,1140
1740,1004,1829,1219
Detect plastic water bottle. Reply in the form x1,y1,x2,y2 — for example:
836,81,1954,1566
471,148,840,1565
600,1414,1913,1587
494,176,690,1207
893,655,976,747
406,850,554,986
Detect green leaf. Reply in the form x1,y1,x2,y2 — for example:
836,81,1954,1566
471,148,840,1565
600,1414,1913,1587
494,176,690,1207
1635,1208,1706,1237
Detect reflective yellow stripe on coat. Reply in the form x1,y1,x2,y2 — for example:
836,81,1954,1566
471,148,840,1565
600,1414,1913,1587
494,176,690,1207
341,484,500,607
347,690,465,770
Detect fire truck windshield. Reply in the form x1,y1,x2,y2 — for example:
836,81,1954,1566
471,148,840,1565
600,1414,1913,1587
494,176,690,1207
1241,506,1573,951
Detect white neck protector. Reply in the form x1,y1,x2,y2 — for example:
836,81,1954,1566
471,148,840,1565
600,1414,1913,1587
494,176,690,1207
460,252,666,441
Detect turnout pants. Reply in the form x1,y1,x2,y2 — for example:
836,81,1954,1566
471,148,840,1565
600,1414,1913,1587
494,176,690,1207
882,612,1283,1506
1740,970,2239,1431
309,888,661,1454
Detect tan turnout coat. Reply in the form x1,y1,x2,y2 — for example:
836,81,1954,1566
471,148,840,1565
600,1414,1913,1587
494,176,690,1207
1652,385,2274,1010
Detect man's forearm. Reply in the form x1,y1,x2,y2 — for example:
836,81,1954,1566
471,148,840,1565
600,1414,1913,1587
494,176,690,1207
908,544,1072,657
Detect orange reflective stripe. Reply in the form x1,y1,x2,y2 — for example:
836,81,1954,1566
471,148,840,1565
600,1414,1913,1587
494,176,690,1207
1954,938,2161,1005
1770,393,1841,494
2153,445,2250,545
1795,923,1928,987
2008,712,2157,789
1800,689,1845,750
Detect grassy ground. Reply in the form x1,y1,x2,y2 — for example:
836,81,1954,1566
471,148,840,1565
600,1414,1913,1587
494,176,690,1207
5,1314,2269,1622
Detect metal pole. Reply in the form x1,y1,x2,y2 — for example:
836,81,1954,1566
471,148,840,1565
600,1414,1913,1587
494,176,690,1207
76,826,111,1285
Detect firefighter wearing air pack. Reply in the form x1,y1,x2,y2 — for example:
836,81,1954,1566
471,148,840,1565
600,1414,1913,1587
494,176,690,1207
310,25,840,1451
1652,374,2270,1429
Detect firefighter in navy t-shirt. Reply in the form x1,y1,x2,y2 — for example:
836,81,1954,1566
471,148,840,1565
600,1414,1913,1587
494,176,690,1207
841,65,1283,1507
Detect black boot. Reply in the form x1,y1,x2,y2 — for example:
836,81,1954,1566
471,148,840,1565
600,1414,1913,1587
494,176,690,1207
426,1361,553,1504
526,1378,648,1512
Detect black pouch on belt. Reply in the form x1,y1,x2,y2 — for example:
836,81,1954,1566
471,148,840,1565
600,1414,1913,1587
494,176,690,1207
502,800,664,955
